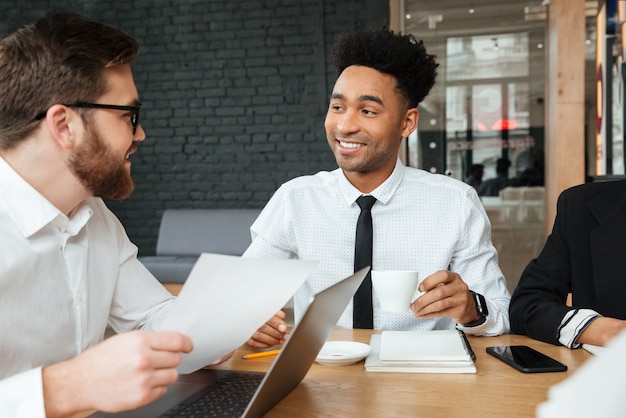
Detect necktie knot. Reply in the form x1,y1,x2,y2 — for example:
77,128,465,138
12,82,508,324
357,195,377,211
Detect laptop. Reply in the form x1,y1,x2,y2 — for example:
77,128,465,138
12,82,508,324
92,266,368,418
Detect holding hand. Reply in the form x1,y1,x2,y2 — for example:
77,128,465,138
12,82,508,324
409,270,480,325
42,330,193,417
246,310,289,349
208,350,235,366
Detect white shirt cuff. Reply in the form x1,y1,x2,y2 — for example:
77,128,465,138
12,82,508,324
0,367,46,417
558,309,601,348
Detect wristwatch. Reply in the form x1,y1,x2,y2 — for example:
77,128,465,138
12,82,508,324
462,291,488,327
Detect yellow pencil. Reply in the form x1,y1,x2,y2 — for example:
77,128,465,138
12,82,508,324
241,349,281,359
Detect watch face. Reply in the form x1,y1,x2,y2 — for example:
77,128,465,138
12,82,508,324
475,292,488,316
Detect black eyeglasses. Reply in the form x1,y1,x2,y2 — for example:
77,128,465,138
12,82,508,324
35,102,142,134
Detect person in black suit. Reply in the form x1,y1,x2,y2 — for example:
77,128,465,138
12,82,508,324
509,180,626,348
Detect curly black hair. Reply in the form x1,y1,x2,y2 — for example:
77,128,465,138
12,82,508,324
331,29,438,108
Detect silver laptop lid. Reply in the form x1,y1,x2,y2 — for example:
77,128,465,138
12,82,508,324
89,267,368,418
243,266,369,417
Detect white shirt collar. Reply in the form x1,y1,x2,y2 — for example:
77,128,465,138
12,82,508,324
0,156,92,238
335,158,407,206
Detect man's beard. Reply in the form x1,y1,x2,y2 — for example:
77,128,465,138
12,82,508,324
68,122,135,200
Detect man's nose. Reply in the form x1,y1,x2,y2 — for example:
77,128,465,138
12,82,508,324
336,110,359,133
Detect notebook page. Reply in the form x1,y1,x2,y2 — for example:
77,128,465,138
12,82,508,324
379,330,471,362
365,334,477,373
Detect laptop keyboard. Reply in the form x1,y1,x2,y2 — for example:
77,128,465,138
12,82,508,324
160,372,265,417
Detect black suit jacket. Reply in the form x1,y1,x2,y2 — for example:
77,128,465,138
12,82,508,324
509,180,626,345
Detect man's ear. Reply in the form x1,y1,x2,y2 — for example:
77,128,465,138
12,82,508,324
401,107,419,139
44,104,77,151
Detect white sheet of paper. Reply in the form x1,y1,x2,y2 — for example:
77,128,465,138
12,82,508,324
159,253,315,374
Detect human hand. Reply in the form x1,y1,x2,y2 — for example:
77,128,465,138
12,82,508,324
409,270,479,325
246,311,288,349
208,350,235,366
42,330,193,417
576,317,626,346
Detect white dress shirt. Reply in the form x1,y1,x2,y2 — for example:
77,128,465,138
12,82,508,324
558,309,601,348
243,160,510,335
0,157,174,417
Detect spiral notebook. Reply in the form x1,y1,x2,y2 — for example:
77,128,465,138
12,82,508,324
365,330,477,373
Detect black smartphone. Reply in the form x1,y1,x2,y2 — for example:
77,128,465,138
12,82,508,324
486,345,568,373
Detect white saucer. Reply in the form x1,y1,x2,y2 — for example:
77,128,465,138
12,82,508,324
315,341,371,366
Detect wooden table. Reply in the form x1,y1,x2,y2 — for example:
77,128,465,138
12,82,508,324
78,329,591,417
209,329,591,418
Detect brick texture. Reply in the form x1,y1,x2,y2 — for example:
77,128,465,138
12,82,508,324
0,0,389,255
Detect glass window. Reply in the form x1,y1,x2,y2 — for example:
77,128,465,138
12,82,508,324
443,37,534,184
403,0,546,292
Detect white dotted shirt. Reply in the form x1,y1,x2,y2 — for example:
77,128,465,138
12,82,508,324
243,160,510,336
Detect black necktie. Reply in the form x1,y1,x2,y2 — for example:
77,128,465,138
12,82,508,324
353,195,377,329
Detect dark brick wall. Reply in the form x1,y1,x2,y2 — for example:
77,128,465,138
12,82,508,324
0,0,389,255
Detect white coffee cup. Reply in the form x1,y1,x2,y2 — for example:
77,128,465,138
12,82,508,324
371,270,421,312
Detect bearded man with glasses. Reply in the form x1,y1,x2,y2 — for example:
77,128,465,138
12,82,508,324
0,12,229,417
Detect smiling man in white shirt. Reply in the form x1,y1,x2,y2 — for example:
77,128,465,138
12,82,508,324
0,13,201,417
244,29,511,348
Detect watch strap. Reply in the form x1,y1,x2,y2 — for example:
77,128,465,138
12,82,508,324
462,291,488,327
